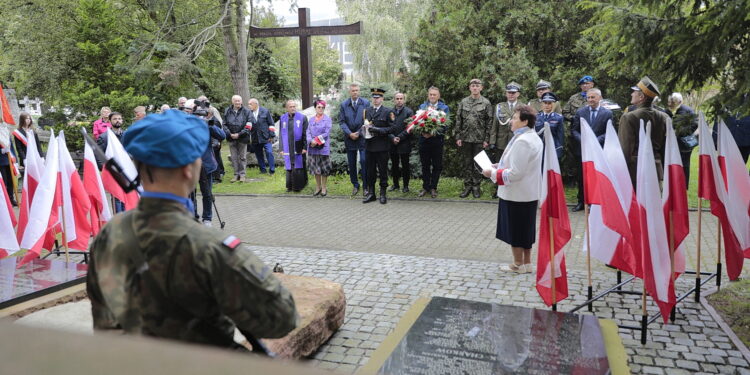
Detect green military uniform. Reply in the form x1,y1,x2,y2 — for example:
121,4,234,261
454,95,493,191
562,92,588,123
618,103,668,184
490,101,525,155
529,99,562,114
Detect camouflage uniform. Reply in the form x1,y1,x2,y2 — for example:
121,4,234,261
454,95,493,190
87,197,298,349
562,92,588,123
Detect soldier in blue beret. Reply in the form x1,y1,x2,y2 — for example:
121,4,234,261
535,92,565,160
87,109,298,352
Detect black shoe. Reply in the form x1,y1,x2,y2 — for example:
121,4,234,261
459,187,472,198
362,193,376,203
430,189,438,198
572,202,584,212
352,186,360,196
418,189,427,197
402,186,409,193
472,187,481,198
379,188,387,204
363,188,370,197
388,185,399,192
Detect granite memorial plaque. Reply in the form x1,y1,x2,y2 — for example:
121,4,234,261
376,297,610,375
0,257,87,309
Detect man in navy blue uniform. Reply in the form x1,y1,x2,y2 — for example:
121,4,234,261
535,92,565,160
339,83,370,196
363,88,397,204
571,88,613,212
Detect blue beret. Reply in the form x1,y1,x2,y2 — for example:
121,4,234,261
122,109,208,168
578,75,595,84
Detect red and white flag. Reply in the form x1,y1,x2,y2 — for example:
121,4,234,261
580,119,638,276
57,131,91,250
698,115,745,280
83,134,112,235
717,119,750,259
536,123,571,306
0,171,20,258
662,118,688,278
19,133,62,266
16,131,44,243
636,121,675,322
101,128,139,210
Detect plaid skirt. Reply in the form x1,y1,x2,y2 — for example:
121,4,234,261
308,154,332,176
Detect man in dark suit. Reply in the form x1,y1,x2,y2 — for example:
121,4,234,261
571,88,614,212
389,92,414,192
248,98,276,175
363,88,397,204
339,83,370,196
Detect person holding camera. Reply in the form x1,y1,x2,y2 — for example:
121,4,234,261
185,99,225,226
222,95,252,183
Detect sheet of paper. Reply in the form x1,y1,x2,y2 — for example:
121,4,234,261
474,150,493,171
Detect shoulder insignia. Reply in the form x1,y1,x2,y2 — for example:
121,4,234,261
222,235,242,250
390,112,396,121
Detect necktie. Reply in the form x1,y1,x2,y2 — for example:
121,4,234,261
591,109,597,124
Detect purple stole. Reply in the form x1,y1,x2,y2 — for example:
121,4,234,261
280,111,305,170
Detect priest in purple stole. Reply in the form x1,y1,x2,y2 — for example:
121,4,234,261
280,100,309,192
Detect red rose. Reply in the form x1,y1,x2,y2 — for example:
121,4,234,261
440,117,446,123
431,118,437,123
419,123,425,127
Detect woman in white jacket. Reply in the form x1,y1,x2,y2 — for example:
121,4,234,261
482,105,543,273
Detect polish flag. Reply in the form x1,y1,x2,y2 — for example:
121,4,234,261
19,133,62,266
57,132,91,250
100,129,139,210
698,115,745,280
536,123,571,306
83,135,112,235
717,119,750,259
15,131,44,243
0,171,20,258
662,118,688,278
0,85,16,125
580,119,638,276
636,122,675,322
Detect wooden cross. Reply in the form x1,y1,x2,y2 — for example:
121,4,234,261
249,8,361,107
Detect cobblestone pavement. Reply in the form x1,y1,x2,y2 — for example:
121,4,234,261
252,246,749,375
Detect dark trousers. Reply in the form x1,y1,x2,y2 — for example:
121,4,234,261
212,145,224,180
366,150,389,193
252,142,275,173
419,137,444,190
680,150,692,188
0,165,15,204
346,148,366,188
575,153,585,204
389,152,410,188
739,145,750,165
192,168,213,221
460,142,484,189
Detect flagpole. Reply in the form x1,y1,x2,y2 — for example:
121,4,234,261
641,281,648,344
695,198,703,302
669,211,676,322
585,203,592,312
716,222,722,288
60,214,70,263
549,216,556,312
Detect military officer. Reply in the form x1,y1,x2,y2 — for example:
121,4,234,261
363,88,397,204
528,80,562,114
562,75,596,123
87,109,298,352
455,79,493,198
619,76,669,185
535,92,565,160
489,82,524,198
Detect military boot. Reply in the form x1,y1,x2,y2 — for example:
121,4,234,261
379,187,387,204
472,186,481,198
459,187,472,198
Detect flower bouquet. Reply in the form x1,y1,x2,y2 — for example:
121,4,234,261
406,108,448,136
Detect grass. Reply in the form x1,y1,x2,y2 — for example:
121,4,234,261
213,148,747,206
706,279,750,348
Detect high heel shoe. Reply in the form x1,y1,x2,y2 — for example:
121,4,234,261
321,189,327,197
313,189,321,196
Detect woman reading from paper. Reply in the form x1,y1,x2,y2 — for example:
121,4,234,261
482,105,543,273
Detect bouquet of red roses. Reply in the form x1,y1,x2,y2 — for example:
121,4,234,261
406,108,448,136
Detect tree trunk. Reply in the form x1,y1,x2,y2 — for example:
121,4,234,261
220,0,250,101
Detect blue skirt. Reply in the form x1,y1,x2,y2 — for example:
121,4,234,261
496,198,538,249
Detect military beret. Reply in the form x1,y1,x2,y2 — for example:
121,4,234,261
505,82,521,92
469,78,483,86
122,109,208,168
541,92,558,102
536,80,552,90
370,88,385,98
578,75,595,85
631,76,661,98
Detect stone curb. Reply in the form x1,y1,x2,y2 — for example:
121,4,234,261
700,286,750,364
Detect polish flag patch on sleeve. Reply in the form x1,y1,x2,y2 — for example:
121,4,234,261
222,235,242,250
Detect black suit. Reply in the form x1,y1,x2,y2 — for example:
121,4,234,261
365,106,396,193
389,105,414,188
571,105,613,204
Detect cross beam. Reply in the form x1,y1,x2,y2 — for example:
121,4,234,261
249,8,361,107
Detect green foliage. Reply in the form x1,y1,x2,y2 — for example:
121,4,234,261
51,122,88,152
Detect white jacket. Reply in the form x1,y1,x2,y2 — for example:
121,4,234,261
490,127,543,202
